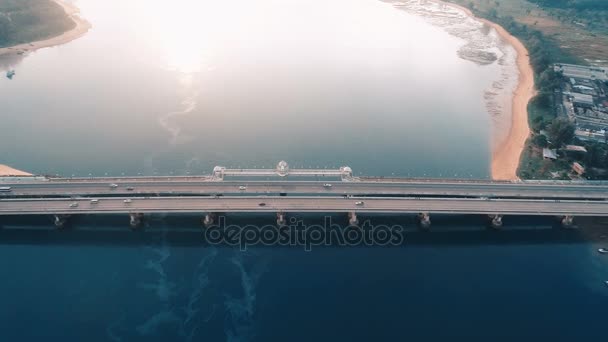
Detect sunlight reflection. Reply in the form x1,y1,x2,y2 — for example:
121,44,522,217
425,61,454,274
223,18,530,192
128,0,240,73
127,0,429,73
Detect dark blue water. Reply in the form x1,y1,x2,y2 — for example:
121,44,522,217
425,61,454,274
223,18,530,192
0,216,607,341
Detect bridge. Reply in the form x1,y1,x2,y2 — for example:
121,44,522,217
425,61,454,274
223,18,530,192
212,160,355,180
1,161,608,229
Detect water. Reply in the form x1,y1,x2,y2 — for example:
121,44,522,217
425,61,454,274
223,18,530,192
1,0,499,178
1,0,607,341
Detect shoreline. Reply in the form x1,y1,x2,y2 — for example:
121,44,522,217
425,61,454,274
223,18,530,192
435,1,535,181
0,164,32,177
0,0,91,57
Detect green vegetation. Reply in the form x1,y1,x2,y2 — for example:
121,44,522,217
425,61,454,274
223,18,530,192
528,0,608,11
447,0,608,179
527,0,608,32
451,0,580,117
546,117,575,148
453,0,608,61
0,0,74,48
532,134,548,148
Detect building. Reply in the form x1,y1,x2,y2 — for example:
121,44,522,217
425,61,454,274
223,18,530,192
572,162,586,175
565,145,588,153
543,148,558,160
555,63,608,81
569,93,595,107
573,85,597,96
575,129,607,143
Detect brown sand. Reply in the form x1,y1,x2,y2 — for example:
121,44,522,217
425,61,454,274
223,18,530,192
436,1,535,181
0,164,32,176
0,0,91,57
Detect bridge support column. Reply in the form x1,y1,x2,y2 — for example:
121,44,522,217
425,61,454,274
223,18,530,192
129,213,144,229
54,214,71,229
561,215,575,228
488,214,503,230
276,212,287,227
418,213,431,230
203,213,217,227
348,211,359,226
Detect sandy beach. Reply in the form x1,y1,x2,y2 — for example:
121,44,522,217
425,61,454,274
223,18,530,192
436,1,535,181
0,0,91,57
0,164,32,176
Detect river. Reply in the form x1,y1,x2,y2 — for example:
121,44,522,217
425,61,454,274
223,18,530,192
0,0,607,341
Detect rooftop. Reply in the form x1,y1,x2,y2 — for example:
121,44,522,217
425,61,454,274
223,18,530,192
565,145,588,153
543,148,558,160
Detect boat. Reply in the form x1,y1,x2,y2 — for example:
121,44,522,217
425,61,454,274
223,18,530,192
6,70,15,79
599,248,608,254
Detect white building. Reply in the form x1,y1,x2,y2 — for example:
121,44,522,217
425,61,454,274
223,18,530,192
555,63,608,81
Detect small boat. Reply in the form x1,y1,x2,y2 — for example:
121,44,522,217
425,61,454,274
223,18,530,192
599,248,608,254
6,70,15,79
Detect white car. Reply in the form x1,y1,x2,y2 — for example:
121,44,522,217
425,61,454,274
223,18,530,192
239,186,247,191
123,199,132,204
69,202,79,208
323,183,332,188
355,201,364,206
109,183,118,189
90,199,99,204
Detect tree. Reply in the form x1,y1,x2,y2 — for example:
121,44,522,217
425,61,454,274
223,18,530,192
538,68,561,92
532,134,549,148
547,117,575,147
585,143,608,167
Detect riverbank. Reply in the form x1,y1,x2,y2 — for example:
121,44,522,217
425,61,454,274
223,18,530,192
436,0,535,181
0,0,91,57
0,164,32,176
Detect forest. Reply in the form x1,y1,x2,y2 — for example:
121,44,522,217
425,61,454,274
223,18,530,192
527,0,608,11
0,0,74,47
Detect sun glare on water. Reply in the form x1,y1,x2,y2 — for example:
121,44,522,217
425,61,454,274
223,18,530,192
127,0,431,74
128,0,254,73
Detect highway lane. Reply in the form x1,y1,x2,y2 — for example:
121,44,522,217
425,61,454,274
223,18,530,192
1,196,607,216
2,179,608,199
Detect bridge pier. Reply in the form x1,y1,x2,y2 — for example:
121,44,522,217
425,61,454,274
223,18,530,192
348,211,359,226
561,215,575,228
129,213,144,229
276,212,287,227
203,213,217,227
418,213,431,230
488,214,503,230
54,214,71,229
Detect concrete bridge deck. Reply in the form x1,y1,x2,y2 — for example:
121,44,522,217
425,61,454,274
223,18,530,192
1,196,607,217
1,163,607,229
2,179,608,199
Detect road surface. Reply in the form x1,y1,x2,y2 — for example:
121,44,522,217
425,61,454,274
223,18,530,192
1,196,606,216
